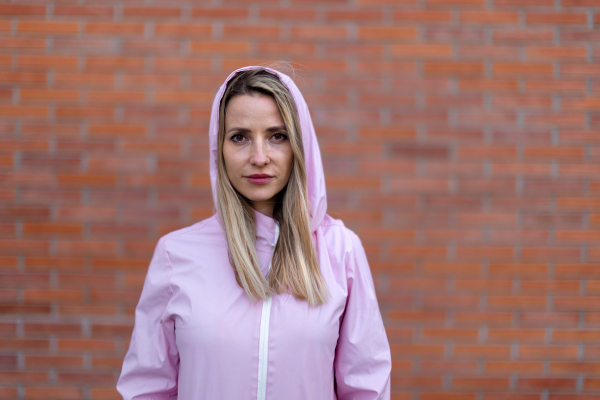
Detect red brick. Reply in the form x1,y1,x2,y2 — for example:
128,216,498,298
291,26,348,40
487,361,544,374
326,10,383,20
527,12,588,25
527,46,588,59
21,89,79,101
25,387,83,399
258,8,315,20
190,41,250,53
394,10,452,21
0,38,45,49
421,395,475,400
0,5,45,15
22,224,83,237
454,345,511,359
192,7,249,18
562,64,600,77
87,91,145,103
86,22,144,35
155,23,211,36
494,63,553,75
18,20,78,34
54,5,113,16
123,6,181,17
518,378,577,390
461,11,519,24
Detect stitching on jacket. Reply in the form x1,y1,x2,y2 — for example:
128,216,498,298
160,237,176,322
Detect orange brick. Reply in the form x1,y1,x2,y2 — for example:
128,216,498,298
190,41,250,53
54,5,113,16
527,12,588,25
518,378,577,390
454,345,511,359
25,388,82,399
56,174,117,186
524,146,585,159
18,21,78,34
527,46,588,59
487,361,544,373
260,9,316,20
25,355,82,368
18,55,79,69
461,11,519,23
358,27,416,40
563,98,600,108
86,22,145,35
0,5,46,15
392,44,452,57
394,10,452,21
0,38,45,49
424,62,483,76
291,26,348,40
494,63,554,75
22,224,83,236
421,395,475,400
123,6,181,17
0,106,48,117
427,0,485,4
223,25,279,38
155,23,212,36
58,338,115,352
192,7,249,18
23,289,82,303
326,10,383,20
453,377,510,390
87,91,145,103
20,89,79,101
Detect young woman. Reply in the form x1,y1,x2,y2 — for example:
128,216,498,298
116,66,391,399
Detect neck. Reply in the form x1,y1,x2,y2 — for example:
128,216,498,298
251,202,274,218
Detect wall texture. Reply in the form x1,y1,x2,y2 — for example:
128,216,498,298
1,0,599,399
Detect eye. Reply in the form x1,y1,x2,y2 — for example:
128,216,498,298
230,133,247,143
271,132,288,141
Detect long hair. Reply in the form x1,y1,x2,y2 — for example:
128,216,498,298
216,68,328,306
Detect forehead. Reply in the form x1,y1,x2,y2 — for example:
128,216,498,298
225,94,283,126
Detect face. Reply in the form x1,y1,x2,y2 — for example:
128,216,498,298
223,94,294,217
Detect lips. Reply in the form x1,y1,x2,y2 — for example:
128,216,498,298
245,174,273,184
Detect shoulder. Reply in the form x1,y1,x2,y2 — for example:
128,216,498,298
160,214,224,250
319,214,363,260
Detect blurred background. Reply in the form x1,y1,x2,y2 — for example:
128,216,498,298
1,0,599,399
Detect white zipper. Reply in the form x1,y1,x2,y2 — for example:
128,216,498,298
257,224,279,400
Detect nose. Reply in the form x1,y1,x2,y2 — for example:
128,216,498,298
250,141,269,166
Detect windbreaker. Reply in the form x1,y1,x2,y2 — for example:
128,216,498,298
116,66,392,400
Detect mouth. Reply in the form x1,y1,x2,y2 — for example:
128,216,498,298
245,174,274,184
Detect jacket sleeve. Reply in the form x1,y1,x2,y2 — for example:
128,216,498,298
116,237,179,400
334,231,392,400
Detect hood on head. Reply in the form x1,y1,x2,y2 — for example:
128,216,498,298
208,66,327,232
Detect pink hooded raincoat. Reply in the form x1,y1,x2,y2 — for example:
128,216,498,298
116,66,392,400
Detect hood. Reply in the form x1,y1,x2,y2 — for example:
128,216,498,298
208,66,327,232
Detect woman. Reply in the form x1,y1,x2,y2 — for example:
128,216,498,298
116,66,391,399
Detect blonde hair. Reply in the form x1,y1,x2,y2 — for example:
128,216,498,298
216,68,328,306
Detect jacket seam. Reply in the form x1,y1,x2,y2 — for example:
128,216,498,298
163,216,215,240
160,237,176,322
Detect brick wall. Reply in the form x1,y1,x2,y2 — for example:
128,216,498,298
1,0,599,399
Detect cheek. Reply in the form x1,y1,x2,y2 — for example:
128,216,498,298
283,146,294,177
223,145,243,179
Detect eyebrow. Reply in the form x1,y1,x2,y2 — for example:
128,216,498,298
226,125,287,134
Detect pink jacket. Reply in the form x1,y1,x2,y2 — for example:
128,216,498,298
116,66,391,400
